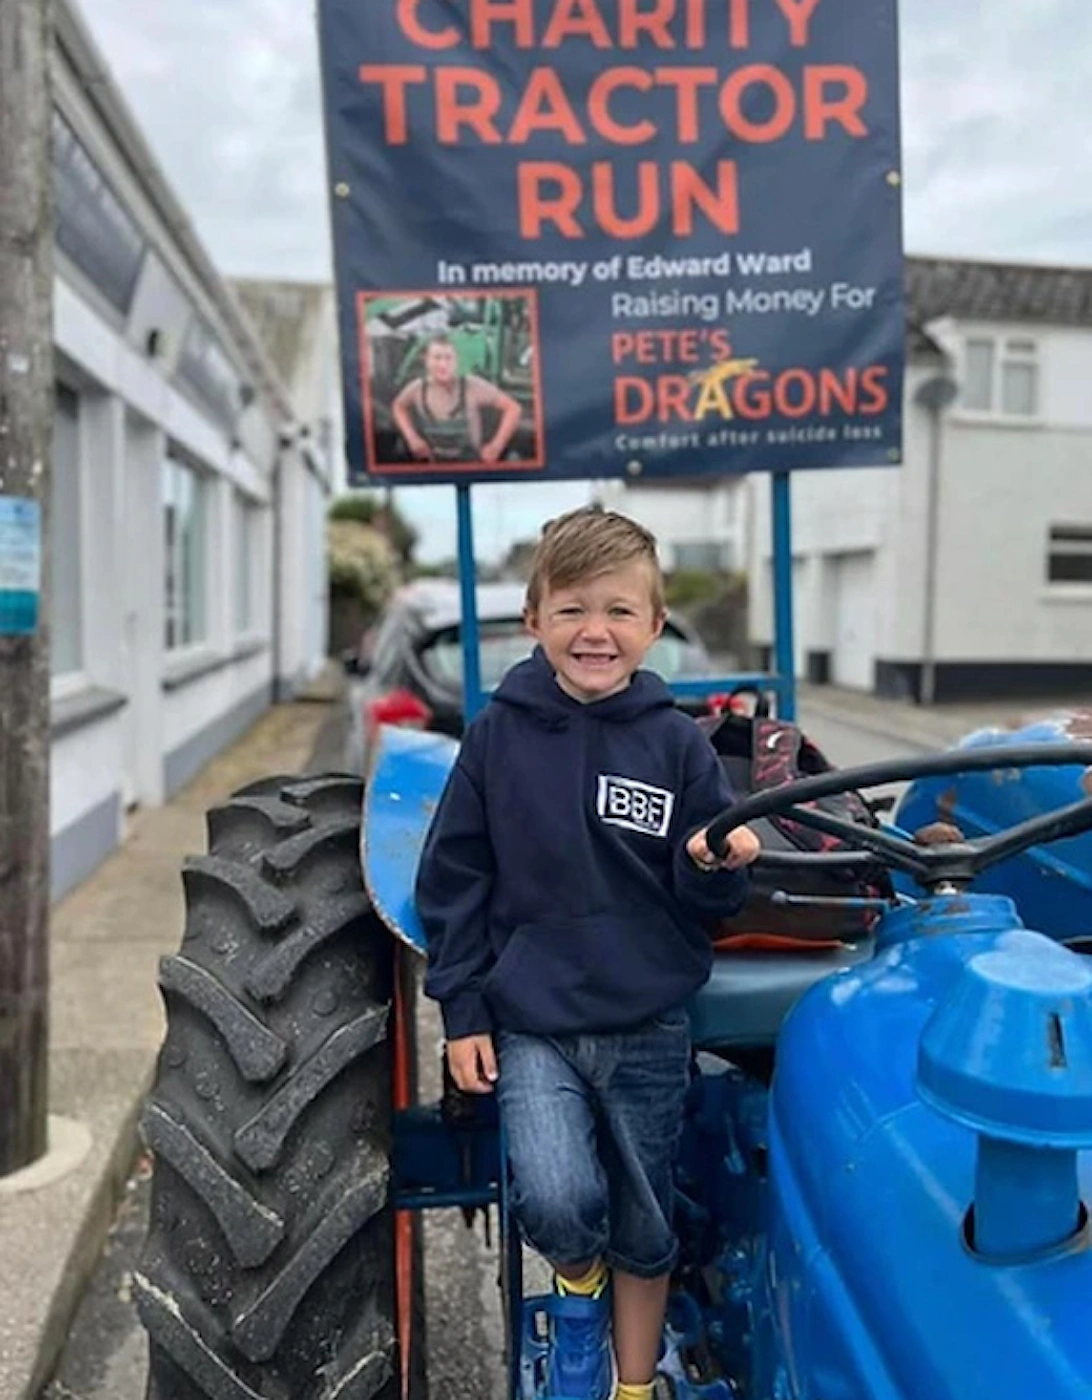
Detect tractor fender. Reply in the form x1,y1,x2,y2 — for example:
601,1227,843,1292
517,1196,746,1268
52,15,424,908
363,725,458,954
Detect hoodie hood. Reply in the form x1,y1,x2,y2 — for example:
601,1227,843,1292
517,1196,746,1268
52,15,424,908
494,646,676,728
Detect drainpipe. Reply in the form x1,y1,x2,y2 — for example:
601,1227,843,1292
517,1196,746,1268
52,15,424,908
914,372,958,706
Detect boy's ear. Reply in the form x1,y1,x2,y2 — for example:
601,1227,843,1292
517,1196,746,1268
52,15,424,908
523,605,540,636
653,608,667,638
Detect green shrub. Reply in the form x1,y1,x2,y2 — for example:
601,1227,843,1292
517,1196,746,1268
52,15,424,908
329,494,380,524
327,519,397,621
665,569,724,610
329,493,419,565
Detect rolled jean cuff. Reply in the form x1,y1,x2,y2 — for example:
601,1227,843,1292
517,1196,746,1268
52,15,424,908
604,1241,678,1280
522,1224,609,1270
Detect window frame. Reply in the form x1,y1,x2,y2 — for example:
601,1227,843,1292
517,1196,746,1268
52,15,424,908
957,332,1041,423
51,108,146,316
234,491,264,639
163,451,211,655
1046,523,1092,591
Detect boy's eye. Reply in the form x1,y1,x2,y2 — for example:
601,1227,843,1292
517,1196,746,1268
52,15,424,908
556,606,582,618
609,607,636,618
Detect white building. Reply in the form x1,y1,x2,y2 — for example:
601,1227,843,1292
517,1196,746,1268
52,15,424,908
49,0,332,898
748,256,1092,701
232,281,346,689
598,476,747,574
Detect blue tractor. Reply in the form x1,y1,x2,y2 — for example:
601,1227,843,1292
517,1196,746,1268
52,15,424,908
133,2,1092,1390
135,693,1092,1400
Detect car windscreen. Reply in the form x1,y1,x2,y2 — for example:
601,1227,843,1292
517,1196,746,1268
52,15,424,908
419,619,693,690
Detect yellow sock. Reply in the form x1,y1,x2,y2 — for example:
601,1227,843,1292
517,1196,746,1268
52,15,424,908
616,1384,654,1400
555,1259,609,1298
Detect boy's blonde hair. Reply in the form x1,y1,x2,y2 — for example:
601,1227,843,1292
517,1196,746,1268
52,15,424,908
525,506,665,615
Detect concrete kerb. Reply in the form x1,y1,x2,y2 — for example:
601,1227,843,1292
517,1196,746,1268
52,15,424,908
23,1084,149,1400
0,686,342,1400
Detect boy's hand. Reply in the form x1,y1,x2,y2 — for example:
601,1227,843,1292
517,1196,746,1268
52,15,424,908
447,1033,499,1094
687,823,761,872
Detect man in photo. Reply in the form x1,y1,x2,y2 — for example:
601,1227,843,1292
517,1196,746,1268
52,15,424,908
391,334,523,464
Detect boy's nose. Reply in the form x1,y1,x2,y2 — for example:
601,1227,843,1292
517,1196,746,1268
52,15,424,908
578,614,610,640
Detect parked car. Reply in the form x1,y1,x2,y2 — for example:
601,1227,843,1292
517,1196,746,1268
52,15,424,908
345,579,715,772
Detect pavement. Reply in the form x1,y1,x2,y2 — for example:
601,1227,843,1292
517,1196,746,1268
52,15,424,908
796,681,1090,753
0,675,346,1400
4,674,1090,1400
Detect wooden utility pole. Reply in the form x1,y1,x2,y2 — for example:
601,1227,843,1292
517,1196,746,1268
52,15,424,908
0,0,53,1176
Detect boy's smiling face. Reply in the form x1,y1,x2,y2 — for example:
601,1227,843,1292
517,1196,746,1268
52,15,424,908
525,561,666,703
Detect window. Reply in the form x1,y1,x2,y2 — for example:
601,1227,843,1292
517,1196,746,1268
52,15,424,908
962,339,994,411
51,386,83,675
235,494,261,633
52,111,145,313
961,335,1039,417
177,317,243,430
674,540,730,572
1002,341,1038,415
1047,525,1092,585
164,456,207,648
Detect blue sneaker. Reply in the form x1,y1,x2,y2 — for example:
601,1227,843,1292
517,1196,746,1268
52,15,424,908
546,1290,615,1400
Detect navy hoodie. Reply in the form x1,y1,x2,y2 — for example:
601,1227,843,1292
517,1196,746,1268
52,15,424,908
416,648,750,1039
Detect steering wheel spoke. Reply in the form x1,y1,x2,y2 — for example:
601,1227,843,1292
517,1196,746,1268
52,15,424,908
779,802,934,877
969,795,1092,873
756,847,904,877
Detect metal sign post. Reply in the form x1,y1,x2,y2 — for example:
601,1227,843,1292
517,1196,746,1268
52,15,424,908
455,484,485,721
771,473,797,722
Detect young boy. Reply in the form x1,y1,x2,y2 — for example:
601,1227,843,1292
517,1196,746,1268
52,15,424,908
416,507,759,1400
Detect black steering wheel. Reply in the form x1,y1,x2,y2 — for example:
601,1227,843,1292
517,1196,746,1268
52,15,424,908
705,743,1092,892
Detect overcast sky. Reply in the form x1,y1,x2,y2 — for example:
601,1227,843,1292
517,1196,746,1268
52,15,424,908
77,0,1090,560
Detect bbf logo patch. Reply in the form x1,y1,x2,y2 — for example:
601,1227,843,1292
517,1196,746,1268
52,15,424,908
597,775,675,838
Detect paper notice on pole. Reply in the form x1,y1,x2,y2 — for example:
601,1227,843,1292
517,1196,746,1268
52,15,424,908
0,495,41,635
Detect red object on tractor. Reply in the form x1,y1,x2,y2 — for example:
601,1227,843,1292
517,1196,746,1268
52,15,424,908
366,688,434,743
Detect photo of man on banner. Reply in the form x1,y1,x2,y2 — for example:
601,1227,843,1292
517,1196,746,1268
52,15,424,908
361,290,545,474
394,334,520,464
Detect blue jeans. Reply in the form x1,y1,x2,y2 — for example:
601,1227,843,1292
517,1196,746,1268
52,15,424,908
496,1008,691,1279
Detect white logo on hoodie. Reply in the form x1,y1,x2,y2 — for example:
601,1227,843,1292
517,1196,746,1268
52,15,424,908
596,775,675,838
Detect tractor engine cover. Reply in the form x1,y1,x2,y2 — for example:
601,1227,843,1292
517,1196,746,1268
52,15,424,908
766,897,1092,1398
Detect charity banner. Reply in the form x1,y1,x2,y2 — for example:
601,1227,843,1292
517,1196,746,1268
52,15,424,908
319,0,904,486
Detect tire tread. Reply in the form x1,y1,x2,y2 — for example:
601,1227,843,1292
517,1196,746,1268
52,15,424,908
140,776,406,1400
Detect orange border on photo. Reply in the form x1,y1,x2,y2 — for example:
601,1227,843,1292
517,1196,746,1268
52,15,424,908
357,288,547,477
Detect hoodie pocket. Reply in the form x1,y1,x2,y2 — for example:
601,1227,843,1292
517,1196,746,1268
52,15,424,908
483,909,709,1036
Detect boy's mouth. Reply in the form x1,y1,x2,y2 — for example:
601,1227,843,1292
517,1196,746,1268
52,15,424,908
571,651,618,667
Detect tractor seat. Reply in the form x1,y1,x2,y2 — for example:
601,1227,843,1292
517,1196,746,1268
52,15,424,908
686,940,874,1050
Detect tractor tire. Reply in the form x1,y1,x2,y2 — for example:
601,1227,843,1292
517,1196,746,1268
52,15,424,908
136,773,426,1400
